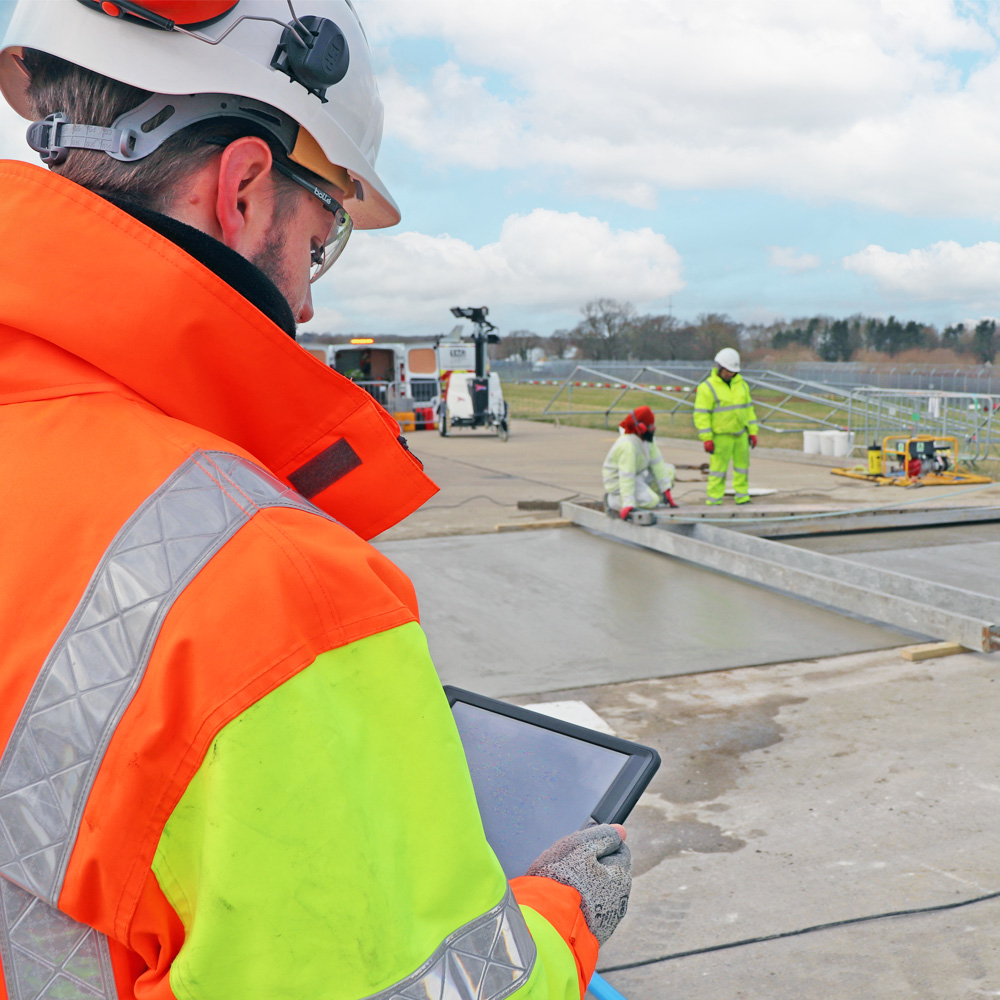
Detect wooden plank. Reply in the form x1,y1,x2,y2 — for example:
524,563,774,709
900,642,968,661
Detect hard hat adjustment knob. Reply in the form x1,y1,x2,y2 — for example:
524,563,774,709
270,16,350,102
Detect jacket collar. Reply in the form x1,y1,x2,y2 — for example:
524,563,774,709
102,193,298,339
712,369,742,388
0,161,437,539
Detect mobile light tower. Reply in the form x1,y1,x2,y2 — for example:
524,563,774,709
438,306,510,440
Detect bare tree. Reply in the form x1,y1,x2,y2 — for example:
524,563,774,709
496,329,540,362
574,298,637,360
629,313,685,360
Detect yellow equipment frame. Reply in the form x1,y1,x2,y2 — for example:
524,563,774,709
831,434,992,487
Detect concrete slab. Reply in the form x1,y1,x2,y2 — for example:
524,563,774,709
786,522,1000,555
375,528,914,697
840,542,1000,601
787,524,1000,601
518,648,1000,999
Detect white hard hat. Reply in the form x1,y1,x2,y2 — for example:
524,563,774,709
0,0,399,230
714,347,741,372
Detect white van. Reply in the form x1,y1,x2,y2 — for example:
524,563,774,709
323,339,441,410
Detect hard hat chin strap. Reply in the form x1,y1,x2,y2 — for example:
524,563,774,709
26,93,299,165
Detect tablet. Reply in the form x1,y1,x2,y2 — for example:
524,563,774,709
445,686,661,879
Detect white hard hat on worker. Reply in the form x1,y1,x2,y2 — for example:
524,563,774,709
0,0,399,233
714,347,741,373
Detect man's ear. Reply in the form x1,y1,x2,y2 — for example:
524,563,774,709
214,136,277,256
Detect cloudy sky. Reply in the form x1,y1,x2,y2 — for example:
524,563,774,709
3,0,1000,338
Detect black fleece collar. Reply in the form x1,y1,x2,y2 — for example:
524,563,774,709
101,195,298,340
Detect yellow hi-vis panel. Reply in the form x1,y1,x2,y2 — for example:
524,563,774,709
153,622,532,999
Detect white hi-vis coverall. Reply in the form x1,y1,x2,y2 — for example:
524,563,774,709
602,431,676,510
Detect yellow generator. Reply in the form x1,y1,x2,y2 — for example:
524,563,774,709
832,435,991,487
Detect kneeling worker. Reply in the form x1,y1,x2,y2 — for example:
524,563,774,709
603,405,678,518
694,348,759,504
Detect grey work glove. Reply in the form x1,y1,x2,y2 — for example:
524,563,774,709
526,824,632,945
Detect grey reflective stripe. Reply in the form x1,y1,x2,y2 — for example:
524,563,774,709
700,379,720,404
0,878,116,1000
365,885,535,1000
708,470,726,478
692,407,712,413
0,450,325,907
712,403,751,413
733,467,749,474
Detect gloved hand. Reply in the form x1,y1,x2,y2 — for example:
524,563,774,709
749,434,758,449
703,440,714,454
619,506,634,521
527,825,632,945
664,490,678,508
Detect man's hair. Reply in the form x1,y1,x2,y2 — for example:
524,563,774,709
22,49,299,214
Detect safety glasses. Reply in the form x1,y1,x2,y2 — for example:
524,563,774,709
271,159,353,282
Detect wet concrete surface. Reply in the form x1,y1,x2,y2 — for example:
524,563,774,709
376,528,915,697
786,523,1000,600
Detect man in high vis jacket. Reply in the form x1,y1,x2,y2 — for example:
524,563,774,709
694,348,760,505
602,405,678,519
0,4,632,999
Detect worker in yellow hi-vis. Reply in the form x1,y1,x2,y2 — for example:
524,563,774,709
693,349,759,505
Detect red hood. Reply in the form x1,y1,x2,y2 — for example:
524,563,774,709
0,161,437,539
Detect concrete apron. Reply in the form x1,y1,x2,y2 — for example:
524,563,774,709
549,648,1000,1000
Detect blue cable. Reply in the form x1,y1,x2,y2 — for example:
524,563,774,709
588,971,628,1000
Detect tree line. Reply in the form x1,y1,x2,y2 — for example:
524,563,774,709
494,298,1000,364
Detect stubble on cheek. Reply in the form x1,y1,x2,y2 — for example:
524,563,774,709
251,233,291,304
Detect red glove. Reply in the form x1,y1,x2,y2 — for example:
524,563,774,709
663,490,678,508
620,506,634,521
703,440,714,454
749,434,758,448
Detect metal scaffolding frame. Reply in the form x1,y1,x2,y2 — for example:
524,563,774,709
541,366,1000,464
540,365,850,435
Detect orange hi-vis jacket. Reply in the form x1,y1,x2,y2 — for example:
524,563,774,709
0,161,598,1000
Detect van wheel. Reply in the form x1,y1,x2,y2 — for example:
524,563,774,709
439,404,450,436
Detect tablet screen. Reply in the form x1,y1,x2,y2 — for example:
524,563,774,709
452,700,631,878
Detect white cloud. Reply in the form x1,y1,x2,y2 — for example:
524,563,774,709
768,246,821,273
365,0,1000,217
305,208,683,333
843,240,1000,303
